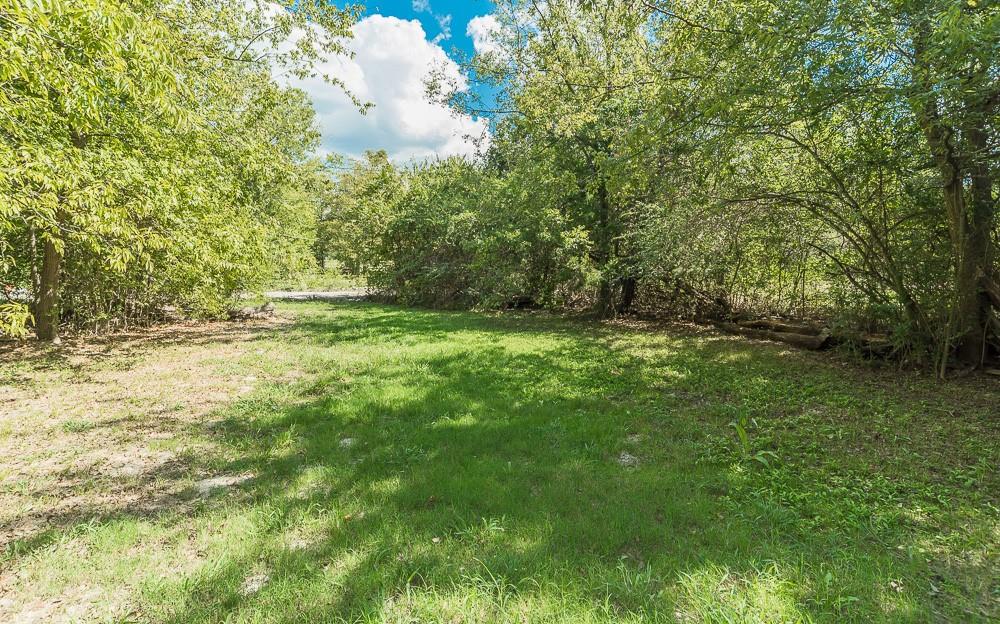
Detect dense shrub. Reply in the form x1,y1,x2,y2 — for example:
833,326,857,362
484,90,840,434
320,0,998,371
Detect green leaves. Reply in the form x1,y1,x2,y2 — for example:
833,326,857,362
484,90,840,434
0,302,32,338
325,0,997,367
0,0,359,336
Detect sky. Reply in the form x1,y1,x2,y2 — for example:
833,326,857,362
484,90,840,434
289,0,499,162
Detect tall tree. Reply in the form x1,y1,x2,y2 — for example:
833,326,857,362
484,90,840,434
642,0,998,367
0,0,360,339
456,0,657,316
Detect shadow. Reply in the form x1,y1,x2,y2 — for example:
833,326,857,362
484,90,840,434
164,302,1000,621
4,300,998,622
0,317,288,376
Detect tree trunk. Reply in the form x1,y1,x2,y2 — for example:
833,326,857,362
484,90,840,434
617,277,637,314
34,131,86,342
913,31,997,368
593,176,615,318
942,177,987,364
35,228,62,342
953,114,995,364
596,280,614,317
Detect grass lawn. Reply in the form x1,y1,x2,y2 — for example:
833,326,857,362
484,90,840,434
1,301,997,623
266,269,364,292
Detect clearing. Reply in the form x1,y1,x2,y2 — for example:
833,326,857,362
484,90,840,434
0,301,997,623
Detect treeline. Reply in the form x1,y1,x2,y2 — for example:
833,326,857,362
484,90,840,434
321,0,999,372
0,0,357,340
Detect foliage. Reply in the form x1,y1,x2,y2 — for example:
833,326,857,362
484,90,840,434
0,0,359,337
322,0,999,370
322,151,592,309
0,301,31,338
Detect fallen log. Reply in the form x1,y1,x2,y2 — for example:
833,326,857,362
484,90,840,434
735,318,825,336
855,333,895,358
715,322,831,350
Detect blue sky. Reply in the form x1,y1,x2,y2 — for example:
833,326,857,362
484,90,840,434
361,0,495,59
292,0,499,161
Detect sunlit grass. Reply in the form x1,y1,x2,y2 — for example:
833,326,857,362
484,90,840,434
1,302,997,622
266,268,364,292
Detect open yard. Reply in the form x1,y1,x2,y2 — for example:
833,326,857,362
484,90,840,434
1,301,998,623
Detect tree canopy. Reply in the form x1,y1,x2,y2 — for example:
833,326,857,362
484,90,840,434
0,0,358,338
320,0,999,373
3,0,997,373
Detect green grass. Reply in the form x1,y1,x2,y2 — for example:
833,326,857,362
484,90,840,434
1,301,997,622
266,268,363,291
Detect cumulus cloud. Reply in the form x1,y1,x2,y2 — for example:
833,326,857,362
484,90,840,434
288,15,488,162
466,14,502,56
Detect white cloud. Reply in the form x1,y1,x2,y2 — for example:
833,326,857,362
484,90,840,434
466,14,502,56
410,0,451,43
289,15,488,162
432,13,452,44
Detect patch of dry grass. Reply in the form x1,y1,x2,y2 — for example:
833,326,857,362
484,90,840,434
0,318,292,548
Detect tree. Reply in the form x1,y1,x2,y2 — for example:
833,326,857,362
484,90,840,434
313,0,997,373
454,0,657,316
639,0,998,368
0,0,360,339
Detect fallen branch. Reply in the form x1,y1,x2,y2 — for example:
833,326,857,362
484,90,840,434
735,318,825,336
715,322,831,350
853,333,895,358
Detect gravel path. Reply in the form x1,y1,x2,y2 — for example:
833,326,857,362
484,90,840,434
264,289,368,301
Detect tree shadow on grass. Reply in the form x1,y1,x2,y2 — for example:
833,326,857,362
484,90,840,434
149,302,998,623
0,317,289,379
4,301,996,622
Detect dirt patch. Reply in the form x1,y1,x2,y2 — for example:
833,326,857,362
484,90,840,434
617,452,640,467
0,317,288,550
0,584,127,624
195,473,255,496
240,572,270,596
